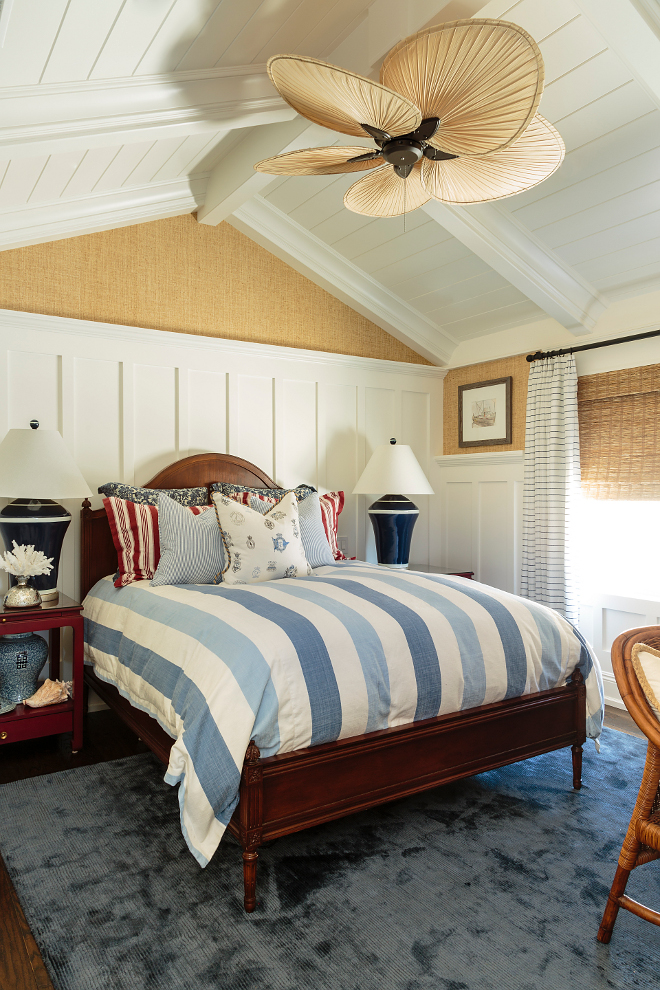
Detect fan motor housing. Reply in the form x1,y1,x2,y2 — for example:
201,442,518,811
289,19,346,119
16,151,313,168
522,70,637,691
382,139,423,166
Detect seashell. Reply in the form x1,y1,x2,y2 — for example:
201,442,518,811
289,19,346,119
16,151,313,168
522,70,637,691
24,678,73,708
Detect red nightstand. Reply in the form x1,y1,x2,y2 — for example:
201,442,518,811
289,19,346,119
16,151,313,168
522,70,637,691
0,594,84,753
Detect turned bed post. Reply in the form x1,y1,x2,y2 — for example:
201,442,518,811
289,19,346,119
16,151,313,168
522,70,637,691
571,668,586,789
238,740,264,913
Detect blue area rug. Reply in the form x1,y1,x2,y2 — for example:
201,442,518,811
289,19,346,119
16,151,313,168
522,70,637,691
1,727,658,990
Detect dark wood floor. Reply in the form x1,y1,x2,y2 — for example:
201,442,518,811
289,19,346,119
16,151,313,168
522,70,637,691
0,705,643,990
0,708,150,787
603,705,645,739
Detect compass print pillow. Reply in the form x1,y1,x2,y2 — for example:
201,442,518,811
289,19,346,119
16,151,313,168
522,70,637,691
212,490,312,585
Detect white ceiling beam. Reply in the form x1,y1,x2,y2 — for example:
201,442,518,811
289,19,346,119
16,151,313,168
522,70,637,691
228,196,456,365
573,0,660,112
196,120,333,226
0,65,293,159
0,176,205,252
630,0,660,38
423,200,608,333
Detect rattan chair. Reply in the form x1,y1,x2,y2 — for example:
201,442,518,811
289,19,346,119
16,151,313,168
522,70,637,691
597,625,660,943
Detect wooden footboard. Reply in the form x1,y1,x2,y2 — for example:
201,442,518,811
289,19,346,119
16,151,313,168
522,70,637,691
228,669,586,910
86,666,587,912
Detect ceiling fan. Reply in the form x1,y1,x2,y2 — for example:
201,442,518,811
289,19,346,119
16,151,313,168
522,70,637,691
254,19,564,218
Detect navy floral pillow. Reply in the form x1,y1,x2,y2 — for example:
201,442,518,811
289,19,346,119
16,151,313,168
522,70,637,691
97,482,209,506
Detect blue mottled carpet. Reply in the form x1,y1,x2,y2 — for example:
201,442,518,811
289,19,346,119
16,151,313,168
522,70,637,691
1,727,658,990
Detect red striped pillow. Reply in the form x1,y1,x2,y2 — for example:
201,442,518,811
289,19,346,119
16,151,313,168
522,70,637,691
227,490,277,509
103,497,210,587
319,492,346,561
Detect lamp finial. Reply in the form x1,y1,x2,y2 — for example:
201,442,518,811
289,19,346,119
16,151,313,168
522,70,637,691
390,438,396,444
29,420,39,430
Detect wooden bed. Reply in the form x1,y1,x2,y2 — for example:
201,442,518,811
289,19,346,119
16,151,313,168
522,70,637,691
81,452,587,912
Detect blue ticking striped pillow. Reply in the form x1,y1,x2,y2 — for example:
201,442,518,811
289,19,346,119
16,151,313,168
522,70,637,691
151,493,226,587
249,490,334,568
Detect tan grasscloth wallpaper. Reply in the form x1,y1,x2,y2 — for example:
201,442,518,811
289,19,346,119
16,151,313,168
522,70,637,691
0,213,430,365
443,353,530,454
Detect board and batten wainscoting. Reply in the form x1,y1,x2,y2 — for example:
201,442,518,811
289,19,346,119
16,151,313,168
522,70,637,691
0,308,445,677
435,451,524,595
436,449,657,710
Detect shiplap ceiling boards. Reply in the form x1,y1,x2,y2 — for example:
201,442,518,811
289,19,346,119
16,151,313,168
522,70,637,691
1,0,660,363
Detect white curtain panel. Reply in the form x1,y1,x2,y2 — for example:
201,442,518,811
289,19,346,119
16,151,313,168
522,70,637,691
521,355,581,624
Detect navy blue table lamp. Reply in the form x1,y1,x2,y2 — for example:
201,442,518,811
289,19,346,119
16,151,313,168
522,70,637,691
0,421,92,599
353,438,434,568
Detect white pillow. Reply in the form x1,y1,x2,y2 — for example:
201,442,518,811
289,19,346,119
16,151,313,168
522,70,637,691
631,642,660,722
212,490,312,585
248,490,334,568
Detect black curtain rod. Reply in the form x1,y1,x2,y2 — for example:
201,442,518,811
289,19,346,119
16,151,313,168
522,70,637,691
526,327,660,362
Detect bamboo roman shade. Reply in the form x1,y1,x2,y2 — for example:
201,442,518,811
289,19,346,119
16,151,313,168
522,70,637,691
578,363,660,500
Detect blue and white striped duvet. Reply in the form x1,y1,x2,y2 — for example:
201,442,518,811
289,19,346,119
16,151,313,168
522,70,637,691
83,562,604,866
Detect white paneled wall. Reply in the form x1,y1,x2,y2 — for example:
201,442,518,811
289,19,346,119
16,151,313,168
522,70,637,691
437,448,660,709
0,309,445,610
436,451,524,594
579,593,660,711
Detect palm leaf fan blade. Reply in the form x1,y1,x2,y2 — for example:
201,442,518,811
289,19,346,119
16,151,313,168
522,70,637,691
381,19,544,157
344,162,431,217
255,147,384,175
420,114,564,204
267,55,421,140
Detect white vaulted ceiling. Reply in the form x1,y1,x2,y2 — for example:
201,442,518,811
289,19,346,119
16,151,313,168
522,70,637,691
1,0,660,365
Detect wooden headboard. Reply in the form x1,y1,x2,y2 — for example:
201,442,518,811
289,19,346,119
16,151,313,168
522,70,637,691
80,452,276,600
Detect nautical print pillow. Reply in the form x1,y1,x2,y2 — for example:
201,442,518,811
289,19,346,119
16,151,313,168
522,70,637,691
248,491,334,568
151,493,226,587
98,482,209,506
103,496,211,587
212,491,311,585
631,642,660,723
220,484,345,561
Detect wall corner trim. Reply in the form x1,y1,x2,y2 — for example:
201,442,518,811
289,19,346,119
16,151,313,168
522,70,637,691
0,176,207,252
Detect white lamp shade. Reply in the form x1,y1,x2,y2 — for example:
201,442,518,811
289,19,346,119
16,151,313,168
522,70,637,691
0,428,92,499
353,442,434,495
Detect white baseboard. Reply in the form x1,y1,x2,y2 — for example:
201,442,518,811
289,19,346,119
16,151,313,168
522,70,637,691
601,670,624,710
87,688,108,713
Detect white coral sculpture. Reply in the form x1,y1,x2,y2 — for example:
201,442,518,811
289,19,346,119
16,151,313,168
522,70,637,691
0,541,54,577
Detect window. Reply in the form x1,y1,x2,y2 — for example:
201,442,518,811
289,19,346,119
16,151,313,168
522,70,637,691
575,497,660,600
576,362,660,601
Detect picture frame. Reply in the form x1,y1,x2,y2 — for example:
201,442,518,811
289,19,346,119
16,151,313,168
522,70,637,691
458,376,512,448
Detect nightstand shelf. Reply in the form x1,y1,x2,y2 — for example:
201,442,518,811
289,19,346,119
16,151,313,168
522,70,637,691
0,593,84,752
0,695,74,745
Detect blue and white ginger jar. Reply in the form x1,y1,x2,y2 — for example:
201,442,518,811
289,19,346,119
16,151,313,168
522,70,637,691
0,632,49,703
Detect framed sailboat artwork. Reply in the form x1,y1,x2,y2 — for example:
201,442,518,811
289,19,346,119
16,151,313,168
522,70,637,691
458,376,512,448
